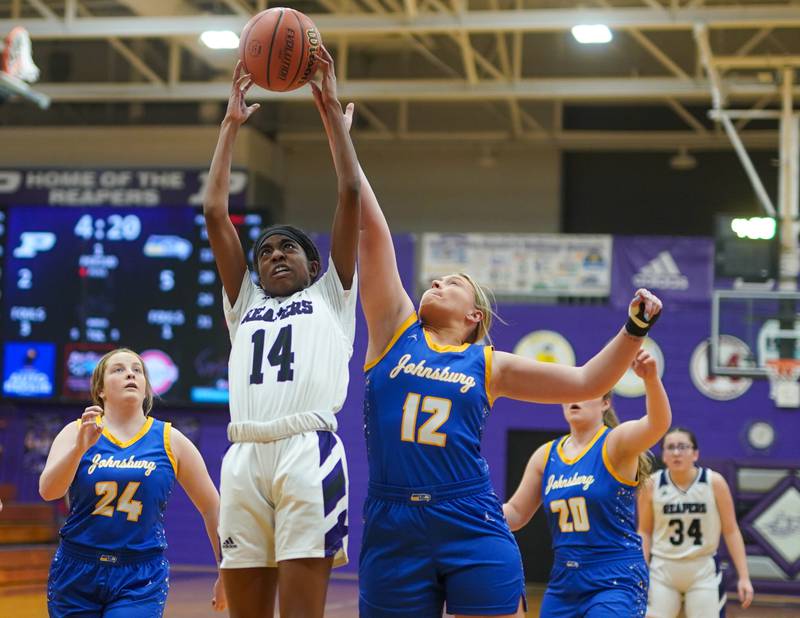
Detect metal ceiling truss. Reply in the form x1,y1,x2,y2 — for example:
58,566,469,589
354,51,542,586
31,77,800,102
1,0,799,145
6,6,800,38
696,19,799,289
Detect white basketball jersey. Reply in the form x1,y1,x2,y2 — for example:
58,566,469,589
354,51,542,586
650,467,721,561
223,264,357,426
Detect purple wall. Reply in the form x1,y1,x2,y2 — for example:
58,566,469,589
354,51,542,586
1,234,798,579
486,303,790,464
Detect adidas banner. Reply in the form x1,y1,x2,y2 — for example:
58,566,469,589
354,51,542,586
611,236,713,308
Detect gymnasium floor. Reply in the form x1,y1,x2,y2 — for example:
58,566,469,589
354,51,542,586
3,571,799,617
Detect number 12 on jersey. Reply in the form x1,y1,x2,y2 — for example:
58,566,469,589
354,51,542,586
401,393,451,447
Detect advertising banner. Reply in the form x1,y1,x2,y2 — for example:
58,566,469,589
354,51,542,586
611,236,713,307
420,233,612,298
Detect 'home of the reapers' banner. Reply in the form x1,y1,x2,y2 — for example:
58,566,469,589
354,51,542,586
0,168,248,207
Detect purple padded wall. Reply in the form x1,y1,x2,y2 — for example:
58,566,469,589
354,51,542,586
1,234,797,583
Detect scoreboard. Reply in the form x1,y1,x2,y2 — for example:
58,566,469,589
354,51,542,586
0,207,5,304
0,205,263,405
714,214,779,282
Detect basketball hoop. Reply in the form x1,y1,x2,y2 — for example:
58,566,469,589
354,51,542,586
0,26,48,108
2,27,40,83
765,359,800,408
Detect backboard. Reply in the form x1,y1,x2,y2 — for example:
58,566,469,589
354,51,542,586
710,289,800,379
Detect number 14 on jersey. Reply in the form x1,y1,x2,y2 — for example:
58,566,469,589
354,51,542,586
249,325,295,384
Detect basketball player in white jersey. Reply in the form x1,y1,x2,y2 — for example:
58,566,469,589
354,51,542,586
638,427,754,617
203,54,361,617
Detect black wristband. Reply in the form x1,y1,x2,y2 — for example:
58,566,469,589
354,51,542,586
625,300,661,337
625,317,650,337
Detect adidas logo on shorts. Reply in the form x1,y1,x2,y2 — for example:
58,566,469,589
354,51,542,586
222,537,238,550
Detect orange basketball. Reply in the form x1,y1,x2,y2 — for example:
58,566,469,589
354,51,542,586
239,8,321,92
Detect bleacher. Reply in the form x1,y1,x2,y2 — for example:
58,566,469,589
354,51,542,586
0,484,57,588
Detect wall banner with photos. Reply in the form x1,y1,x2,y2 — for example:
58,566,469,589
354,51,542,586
419,233,612,298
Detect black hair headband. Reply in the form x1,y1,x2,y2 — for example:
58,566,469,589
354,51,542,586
252,225,321,274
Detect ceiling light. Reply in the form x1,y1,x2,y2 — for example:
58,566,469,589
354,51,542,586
478,145,497,169
571,24,612,45
200,30,240,50
669,147,697,171
731,217,776,240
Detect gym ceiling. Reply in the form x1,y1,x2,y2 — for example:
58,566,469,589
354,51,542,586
1,0,799,148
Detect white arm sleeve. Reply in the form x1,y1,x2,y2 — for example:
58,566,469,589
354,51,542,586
222,270,260,343
313,258,358,343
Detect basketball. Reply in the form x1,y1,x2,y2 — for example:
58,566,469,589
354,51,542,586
239,8,321,92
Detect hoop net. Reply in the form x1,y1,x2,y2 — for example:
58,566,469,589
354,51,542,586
2,27,40,83
765,358,800,408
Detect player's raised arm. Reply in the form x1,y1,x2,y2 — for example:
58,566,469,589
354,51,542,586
312,79,415,362
491,289,663,404
503,442,549,531
39,407,103,501
310,46,360,290
354,165,415,361
606,350,672,463
203,61,260,306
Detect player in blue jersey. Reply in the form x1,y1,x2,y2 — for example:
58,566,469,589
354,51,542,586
314,101,663,618
503,349,672,617
39,348,226,617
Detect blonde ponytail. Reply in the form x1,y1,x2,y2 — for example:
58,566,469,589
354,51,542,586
603,394,652,490
459,272,501,345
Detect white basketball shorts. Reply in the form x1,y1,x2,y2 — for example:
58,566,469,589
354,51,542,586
218,430,349,569
647,554,726,618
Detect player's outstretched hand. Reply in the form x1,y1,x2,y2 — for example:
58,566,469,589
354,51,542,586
631,349,658,381
211,574,227,612
224,60,260,127
738,576,754,608
342,101,354,133
310,46,354,141
312,82,354,137
76,406,104,453
310,46,342,110
626,288,662,337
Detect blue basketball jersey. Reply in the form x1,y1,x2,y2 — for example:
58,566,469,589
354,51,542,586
364,314,492,487
59,416,177,554
541,425,642,561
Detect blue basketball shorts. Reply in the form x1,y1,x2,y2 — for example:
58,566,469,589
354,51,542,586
47,542,170,618
359,475,526,617
540,553,649,618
